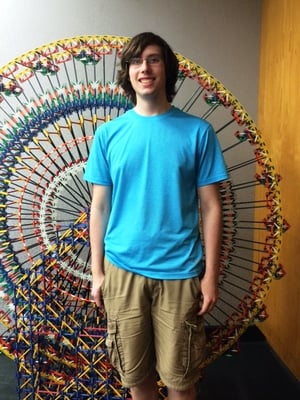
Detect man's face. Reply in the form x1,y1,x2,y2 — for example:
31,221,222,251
128,44,167,103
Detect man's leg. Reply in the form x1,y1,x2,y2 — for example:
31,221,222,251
130,373,159,400
153,278,205,399
103,261,156,396
168,385,197,400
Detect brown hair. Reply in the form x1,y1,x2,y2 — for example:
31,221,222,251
117,32,179,104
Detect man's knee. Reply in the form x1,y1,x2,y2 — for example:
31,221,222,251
130,373,159,400
167,385,197,400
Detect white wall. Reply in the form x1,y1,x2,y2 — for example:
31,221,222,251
0,0,261,119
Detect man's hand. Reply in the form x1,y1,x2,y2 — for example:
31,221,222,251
198,274,219,315
91,274,105,308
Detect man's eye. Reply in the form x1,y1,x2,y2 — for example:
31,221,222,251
132,58,141,65
128,56,162,66
148,57,160,64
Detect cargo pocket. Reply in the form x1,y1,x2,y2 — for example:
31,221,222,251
105,320,124,374
183,319,206,377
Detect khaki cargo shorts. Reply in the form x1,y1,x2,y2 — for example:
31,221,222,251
102,259,207,391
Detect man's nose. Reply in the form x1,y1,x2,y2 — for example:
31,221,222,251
141,59,150,71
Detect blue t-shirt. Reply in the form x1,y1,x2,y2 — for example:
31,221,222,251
84,106,228,279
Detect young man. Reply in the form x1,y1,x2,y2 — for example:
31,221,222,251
84,32,228,400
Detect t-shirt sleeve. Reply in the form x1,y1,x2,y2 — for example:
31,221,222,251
196,123,228,186
83,125,112,185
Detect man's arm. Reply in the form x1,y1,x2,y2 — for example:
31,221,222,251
197,183,223,315
89,184,112,307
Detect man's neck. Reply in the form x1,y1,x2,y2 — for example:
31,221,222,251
134,97,171,116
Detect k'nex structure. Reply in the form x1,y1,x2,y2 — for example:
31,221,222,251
0,35,288,399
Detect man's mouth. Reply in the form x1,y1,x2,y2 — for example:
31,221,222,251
139,77,155,83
